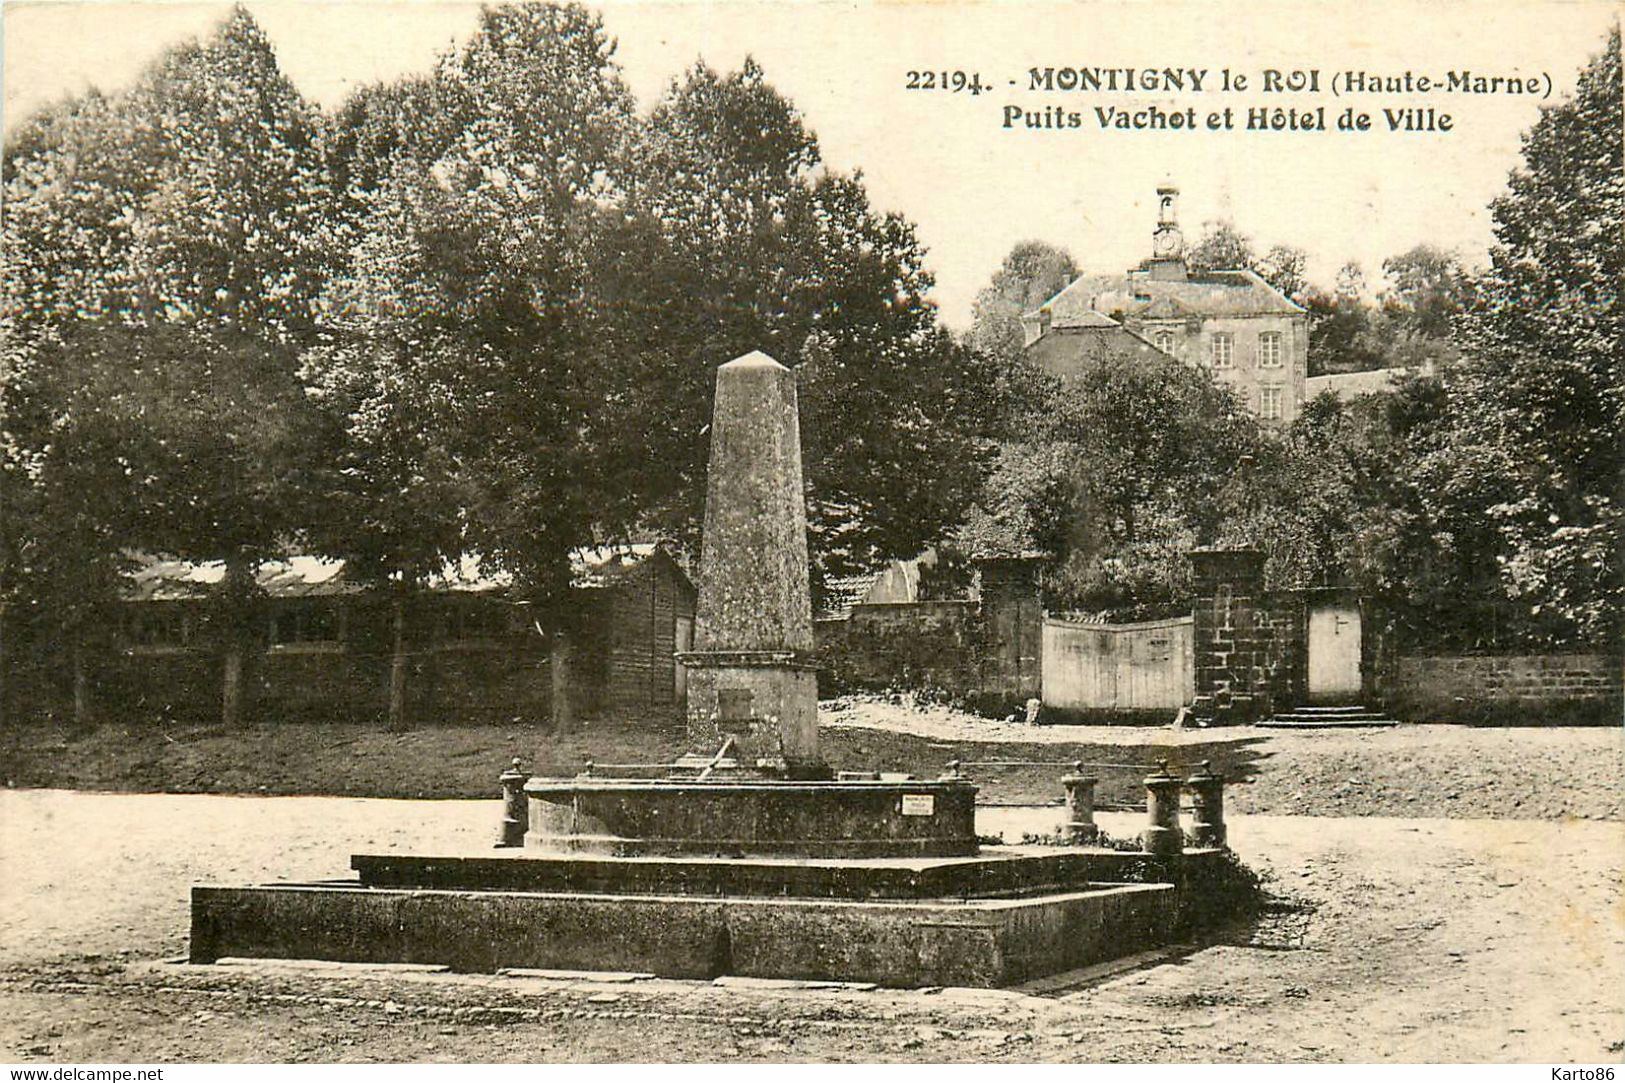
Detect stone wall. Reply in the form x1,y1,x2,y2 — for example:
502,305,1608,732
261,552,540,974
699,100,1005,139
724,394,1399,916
1386,652,1621,725
813,559,1044,714
1188,548,1307,722
814,602,985,698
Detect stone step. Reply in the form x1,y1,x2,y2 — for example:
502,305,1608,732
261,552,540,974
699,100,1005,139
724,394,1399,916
1260,705,1399,729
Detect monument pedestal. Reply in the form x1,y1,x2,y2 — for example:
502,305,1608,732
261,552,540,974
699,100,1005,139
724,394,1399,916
677,650,822,777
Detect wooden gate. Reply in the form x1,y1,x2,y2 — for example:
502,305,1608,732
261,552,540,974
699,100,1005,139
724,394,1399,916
1041,616,1195,712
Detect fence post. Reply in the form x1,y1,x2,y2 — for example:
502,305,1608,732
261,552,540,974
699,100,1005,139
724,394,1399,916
495,757,528,848
1141,760,1183,857
1059,762,1098,844
1186,760,1227,848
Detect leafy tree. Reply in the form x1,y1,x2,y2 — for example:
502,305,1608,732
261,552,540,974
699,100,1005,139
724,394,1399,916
2,6,331,725
1379,244,1469,339
1303,288,1386,376
616,59,1001,589
1256,244,1309,301
309,2,636,728
959,345,1260,616
1185,220,1256,273
968,241,1078,361
1427,26,1623,644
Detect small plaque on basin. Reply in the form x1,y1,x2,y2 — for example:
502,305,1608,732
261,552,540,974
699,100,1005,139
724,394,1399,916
900,794,935,816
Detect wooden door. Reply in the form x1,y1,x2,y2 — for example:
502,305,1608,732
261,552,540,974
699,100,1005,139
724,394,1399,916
1307,605,1361,702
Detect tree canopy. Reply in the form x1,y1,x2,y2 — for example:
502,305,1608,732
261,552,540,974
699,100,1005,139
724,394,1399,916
967,241,1079,362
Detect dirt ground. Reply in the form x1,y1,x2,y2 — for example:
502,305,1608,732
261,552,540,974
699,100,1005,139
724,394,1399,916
2,699,1620,820
1,787,1621,1063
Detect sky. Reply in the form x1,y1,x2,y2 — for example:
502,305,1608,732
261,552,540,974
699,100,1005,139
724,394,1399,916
4,0,1618,328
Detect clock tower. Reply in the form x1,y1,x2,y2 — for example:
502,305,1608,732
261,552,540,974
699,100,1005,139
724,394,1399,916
1147,183,1188,281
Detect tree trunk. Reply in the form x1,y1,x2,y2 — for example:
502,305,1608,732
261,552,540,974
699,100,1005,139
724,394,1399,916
387,597,409,732
220,554,255,728
221,644,244,728
549,630,573,732
72,638,91,730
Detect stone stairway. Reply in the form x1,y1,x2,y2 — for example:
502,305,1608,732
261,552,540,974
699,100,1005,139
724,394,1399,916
1261,704,1401,729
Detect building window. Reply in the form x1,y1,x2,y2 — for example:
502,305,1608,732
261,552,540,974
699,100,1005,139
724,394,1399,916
126,607,191,651
444,599,512,643
1260,385,1284,420
270,603,342,648
1211,332,1234,369
1259,331,1284,368
1153,329,1176,354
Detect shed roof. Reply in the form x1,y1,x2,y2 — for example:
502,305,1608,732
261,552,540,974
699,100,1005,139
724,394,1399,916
122,544,687,602
1305,367,1408,401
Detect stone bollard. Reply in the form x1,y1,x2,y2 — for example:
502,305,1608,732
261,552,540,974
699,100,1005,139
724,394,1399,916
1141,760,1183,857
1058,762,1099,844
495,757,528,849
1186,760,1227,849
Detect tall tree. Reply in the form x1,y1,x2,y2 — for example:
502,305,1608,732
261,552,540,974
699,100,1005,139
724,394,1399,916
968,241,1078,361
310,2,636,728
616,59,1001,587
2,6,331,725
1429,26,1623,644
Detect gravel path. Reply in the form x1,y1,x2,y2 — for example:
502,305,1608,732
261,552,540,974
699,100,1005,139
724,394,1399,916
827,703,1625,820
2,790,1620,1062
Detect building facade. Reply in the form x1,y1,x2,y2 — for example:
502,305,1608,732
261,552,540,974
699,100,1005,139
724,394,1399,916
1022,185,1310,425
5,545,695,726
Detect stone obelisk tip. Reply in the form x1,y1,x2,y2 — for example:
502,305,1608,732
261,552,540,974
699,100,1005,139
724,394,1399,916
719,350,790,372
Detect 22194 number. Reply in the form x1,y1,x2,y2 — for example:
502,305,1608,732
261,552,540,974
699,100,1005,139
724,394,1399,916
905,70,988,95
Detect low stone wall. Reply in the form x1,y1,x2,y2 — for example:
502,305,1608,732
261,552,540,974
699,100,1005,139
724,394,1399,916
814,602,982,691
1387,652,1621,725
815,601,1020,711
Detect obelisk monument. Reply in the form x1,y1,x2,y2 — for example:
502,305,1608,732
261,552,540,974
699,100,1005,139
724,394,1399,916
677,351,824,778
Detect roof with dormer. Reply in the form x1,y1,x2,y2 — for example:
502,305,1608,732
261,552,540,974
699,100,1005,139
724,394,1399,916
1035,267,1303,328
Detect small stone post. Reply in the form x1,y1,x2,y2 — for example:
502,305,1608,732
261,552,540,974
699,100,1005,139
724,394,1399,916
495,757,528,848
1141,761,1183,857
1059,762,1098,844
1186,760,1227,848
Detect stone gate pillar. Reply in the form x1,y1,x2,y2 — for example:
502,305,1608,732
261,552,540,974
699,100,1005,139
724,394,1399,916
1189,547,1279,724
978,556,1043,710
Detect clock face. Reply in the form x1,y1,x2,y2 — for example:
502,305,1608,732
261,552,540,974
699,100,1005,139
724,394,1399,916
1153,227,1182,257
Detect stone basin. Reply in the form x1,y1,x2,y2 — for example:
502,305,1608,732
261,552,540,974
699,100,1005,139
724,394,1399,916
524,777,979,858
